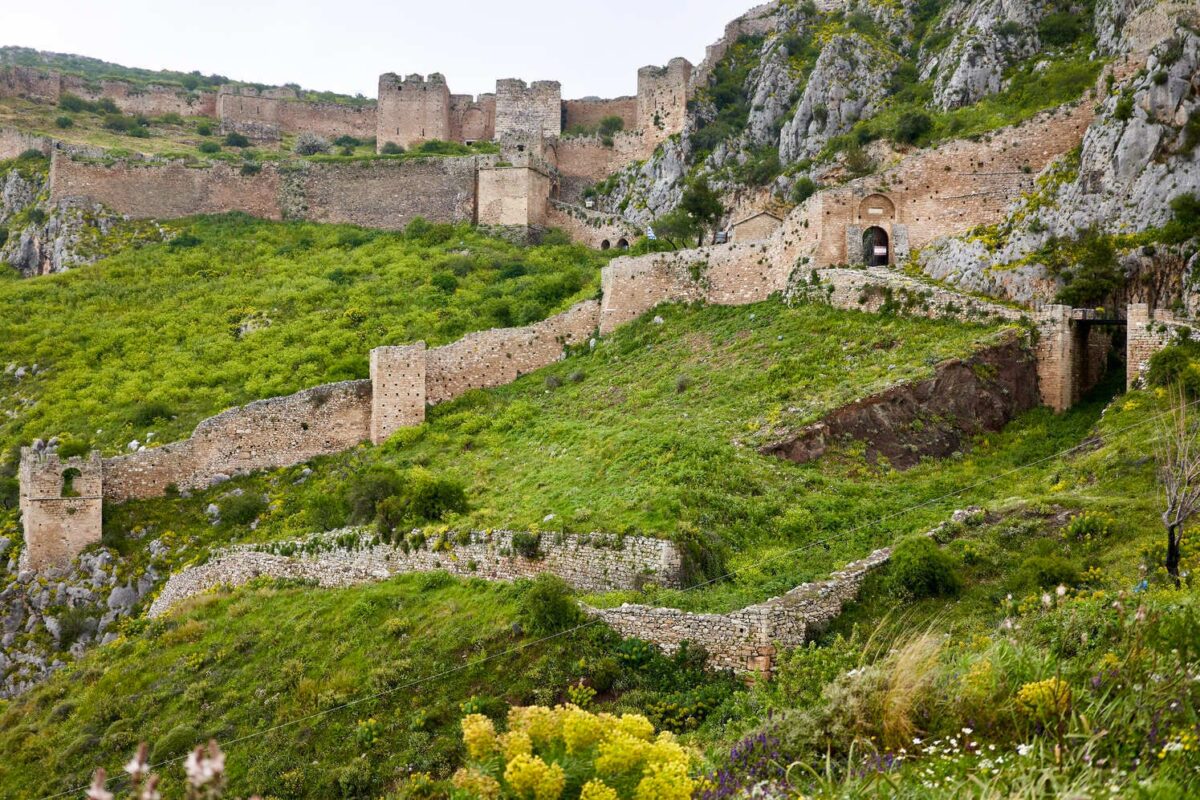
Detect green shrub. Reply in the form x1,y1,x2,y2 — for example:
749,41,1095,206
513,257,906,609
792,176,819,204
132,400,174,426
615,638,655,669
26,208,46,225
155,112,185,126
219,492,268,526
510,531,542,559
196,122,213,136
517,574,581,635
198,141,221,154
1038,11,1085,47
0,226,7,248
240,162,261,176
332,135,361,148
150,724,200,763
1065,511,1115,541
374,467,467,539
295,132,331,156
223,132,250,148
57,604,99,648
380,141,405,155
0,477,17,510
1016,541,1081,589
58,93,93,113
1114,94,1135,122
893,110,933,145
347,467,403,523
886,535,962,599
54,115,74,129
1146,342,1200,397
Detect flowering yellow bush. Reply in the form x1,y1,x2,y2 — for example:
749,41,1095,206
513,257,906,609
461,705,697,800
462,713,498,760
1016,677,1072,719
505,753,566,800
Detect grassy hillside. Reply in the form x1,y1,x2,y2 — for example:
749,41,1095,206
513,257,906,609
0,214,605,459
0,572,737,799
77,299,1122,617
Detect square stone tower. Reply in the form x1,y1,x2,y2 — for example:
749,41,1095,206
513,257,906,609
18,449,103,571
637,58,693,147
370,344,427,444
376,73,452,151
495,79,562,140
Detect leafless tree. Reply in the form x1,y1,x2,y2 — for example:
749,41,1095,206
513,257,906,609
1154,385,1200,587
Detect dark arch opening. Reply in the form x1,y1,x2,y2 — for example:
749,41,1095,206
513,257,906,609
863,226,889,267
617,238,629,250
601,240,611,250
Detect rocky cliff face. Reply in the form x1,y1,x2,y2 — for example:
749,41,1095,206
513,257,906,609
919,26,1200,306
1,158,166,277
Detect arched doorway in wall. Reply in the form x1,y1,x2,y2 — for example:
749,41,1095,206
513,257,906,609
601,240,611,250
863,227,890,266
617,238,630,250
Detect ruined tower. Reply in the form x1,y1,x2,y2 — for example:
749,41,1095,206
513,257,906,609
376,73,451,151
636,58,693,148
18,448,103,571
494,79,562,141
370,344,427,444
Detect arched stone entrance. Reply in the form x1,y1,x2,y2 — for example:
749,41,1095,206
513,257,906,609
863,226,890,267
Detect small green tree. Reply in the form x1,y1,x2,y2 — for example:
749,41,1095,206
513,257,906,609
679,177,725,247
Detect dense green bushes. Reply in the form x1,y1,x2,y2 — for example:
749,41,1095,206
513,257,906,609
517,574,582,634
0,214,606,456
886,535,962,599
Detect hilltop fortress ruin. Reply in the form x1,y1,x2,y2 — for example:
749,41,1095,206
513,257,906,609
6,0,1197,594
0,54,694,245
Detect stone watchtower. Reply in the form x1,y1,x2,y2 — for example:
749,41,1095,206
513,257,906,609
636,58,692,147
376,73,452,151
370,344,427,444
18,448,103,571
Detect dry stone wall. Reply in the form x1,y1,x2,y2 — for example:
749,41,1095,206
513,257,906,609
0,65,217,117
148,529,684,617
591,540,895,675
217,90,376,141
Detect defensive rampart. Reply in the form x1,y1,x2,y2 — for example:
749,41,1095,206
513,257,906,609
217,89,377,141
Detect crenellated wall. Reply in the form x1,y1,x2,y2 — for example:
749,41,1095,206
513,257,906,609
495,79,562,140
376,73,452,150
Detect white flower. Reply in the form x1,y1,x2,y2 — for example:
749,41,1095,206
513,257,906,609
1042,593,1053,608
1056,584,1067,597
86,769,114,800
124,743,149,782
913,737,923,745
1018,743,1034,757
962,727,973,735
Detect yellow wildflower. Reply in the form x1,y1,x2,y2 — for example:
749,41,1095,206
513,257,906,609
615,713,656,741
461,713,498,761
562,705,606,753
509,705,561,746
579,779,620,800
634,759,694,800
505,753,565,800
452,767,501,799
595,731,648,776
1016,678,1072,719
500,730,533,761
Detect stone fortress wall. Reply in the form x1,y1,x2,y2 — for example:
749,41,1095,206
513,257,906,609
0,64,218,117
217,88,377,142
149,529,684,617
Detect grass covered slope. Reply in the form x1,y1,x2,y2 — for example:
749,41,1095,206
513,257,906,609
88,300,1089,612
0,215,605,457
0,572,737,799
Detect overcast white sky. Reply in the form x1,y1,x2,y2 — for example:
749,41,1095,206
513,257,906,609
2,0,753,99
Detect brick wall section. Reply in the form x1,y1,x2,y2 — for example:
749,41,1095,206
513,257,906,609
17,450,104,572
563,97,638,132
217,90,376,140
1127,303,1191,387
495,79,562,139
284,157,478,228
149,529,683,617
370,345,427,445
376,73,452,150
49,152,283,220
425,300,600,405
591,542,896,675
102,380,372,501
0,127,51,159
546,201,638,249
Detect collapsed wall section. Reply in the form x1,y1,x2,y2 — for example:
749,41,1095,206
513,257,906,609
18,450,104,572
